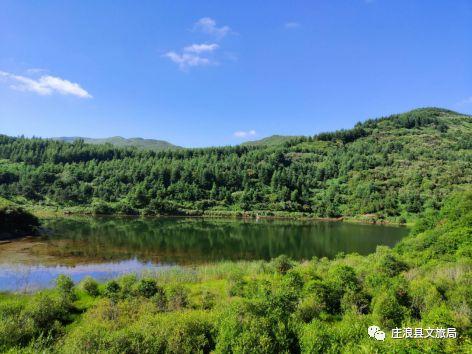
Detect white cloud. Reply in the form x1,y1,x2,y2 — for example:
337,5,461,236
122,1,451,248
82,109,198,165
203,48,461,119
26,68,48,74
164,17,232,71
0,70,92,98
194,17,231,39
284,22,300,29
184,43,219,54
234,130,257,138
165,43,219,70
164,51,212,70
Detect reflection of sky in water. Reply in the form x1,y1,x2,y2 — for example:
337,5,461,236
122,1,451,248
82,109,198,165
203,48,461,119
0,259,175,292
0,217,409,292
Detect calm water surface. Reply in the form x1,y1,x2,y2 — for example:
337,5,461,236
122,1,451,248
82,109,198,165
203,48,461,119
0,217,408,291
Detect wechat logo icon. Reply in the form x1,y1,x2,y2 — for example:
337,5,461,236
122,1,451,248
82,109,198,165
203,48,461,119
368,325,386,341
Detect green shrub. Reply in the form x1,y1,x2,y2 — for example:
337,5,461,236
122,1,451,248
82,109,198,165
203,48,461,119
408,279,442,319
372,290,407,328
270,255,294,275
200,290,216,310
304,279,332,313
151,287,168,312
227,273,247,297
168,285,190,310
327,265,359,292
422,304,456,328
26,294,66,329
300,315,369,354
55,275,76,302
340,289,370,315
60,319,113,353
300,320,337,353
91,201,115,215
216,300,299,354
81,276,99,297
0,301,34,348
283,269,304,292
119,274,137,298
116,201,139,215
104,280,121,299
165,312,216,353
136,278,158,298
378,254,409,277
62,310,217,353
297,295,325,323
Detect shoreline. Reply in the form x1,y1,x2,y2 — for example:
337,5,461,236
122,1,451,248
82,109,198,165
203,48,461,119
27,206,411,227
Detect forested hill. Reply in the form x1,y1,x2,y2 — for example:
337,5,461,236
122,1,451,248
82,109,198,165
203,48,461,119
53,136,180,150
241,135,301,147
0,107,471,222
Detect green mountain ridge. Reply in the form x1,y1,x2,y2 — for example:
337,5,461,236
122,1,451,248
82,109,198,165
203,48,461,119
46,107,468,150
241,135,302,147
53,136,180,150
53,135,299,149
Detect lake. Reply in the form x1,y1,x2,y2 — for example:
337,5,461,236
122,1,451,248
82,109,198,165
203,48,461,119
0,216,409,291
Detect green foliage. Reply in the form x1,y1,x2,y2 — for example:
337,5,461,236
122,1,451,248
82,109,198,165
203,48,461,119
297,294,325,323
0,202,40,239
91,201,115,215
242,134,301,147
0,293,71,350
372,290,407,328
340,289,371,315
119,274,137,299
167,285,190,310
55,275,77,302
135,278,158,298
300,314,371,353
0,108,470,221
378,253,409,277
151,287,168,312
81,276,100,297
227,272,247,297
270,254,294,275
61,305,217,353
200,290,216,310
103,280,121,300
396,190,472,264
55,136,180,150
216,290,300,354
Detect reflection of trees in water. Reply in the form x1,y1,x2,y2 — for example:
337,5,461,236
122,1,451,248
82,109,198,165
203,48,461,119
41,217,408,264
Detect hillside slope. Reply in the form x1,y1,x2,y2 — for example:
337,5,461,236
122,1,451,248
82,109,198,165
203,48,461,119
53,136,180,150
241,135,301,147
0,107,471,222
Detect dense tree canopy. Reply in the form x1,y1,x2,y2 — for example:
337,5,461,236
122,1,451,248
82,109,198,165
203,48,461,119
0,108,470,222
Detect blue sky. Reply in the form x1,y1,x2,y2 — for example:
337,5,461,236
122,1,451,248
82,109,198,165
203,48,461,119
0,0,471,147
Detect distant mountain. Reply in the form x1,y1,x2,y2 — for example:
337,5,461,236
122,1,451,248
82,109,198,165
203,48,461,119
241,135,302,147
53,136,180,150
